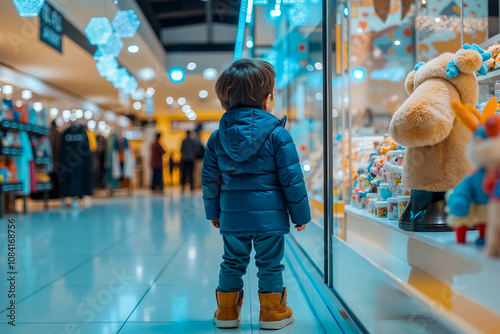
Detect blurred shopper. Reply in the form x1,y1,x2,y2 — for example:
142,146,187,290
202,59,311,330
150,132,166,193
180,130,196,192
168,152,176,185
193,125,206,189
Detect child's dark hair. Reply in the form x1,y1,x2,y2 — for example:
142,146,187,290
215,59,276,111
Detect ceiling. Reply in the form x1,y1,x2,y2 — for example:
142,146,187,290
0,0,235,119
135,0,240,52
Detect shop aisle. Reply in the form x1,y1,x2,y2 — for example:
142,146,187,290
0,189,327,333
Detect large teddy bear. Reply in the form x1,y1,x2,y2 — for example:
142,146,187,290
390,44,490,231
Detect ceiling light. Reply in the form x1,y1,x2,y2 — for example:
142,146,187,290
188,113,197,121
56,116,64,126
15,100,23,108
133,101,142,110
127,45,139,53
2,85,13,95
88,120,96,131
187,62,197,70
306,64,314,71
166,96,174,105
62,109,71,119
394,40,401,46
70,113,77,121
131,88,145,100
435,17,441,23
182,105,191,113
98,121,107,131
22,90,32,100
50,108,59,118
199,90,208,99
246,40,254,48
314,62,323,70
169,68,185,83
74,109,83,118
145,87,155,98
33,102,43,112
203,68,218,80
84,110,93,119
177,97,186,105
138,67,155,81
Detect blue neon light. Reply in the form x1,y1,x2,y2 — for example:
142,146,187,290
169,68,185,83
352,67,366,81
234,0,248,61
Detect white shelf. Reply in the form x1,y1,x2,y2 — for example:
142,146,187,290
477,70,500,85
480,33,500,49
344,206,500,333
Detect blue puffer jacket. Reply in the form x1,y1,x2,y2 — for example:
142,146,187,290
202,107,311,236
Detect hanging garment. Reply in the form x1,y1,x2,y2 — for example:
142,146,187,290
112,138,134,179
13,131,33,195
48,123,61,199
40,136,54,173
59,124,93,198
29,139,37,192
93,135,106,188
87,130,97,152
105,133,120,189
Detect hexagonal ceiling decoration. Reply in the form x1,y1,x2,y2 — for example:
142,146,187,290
13,0,45,17
112,10,141,38
98,33,124,58
85,17,113,46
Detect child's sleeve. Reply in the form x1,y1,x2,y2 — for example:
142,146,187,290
201,131,222,220
274,127,311,225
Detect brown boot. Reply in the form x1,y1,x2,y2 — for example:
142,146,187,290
213,289,244,328
258,287,294,330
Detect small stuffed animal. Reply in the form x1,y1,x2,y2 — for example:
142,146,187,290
495,54,500,70
487,44,500,58
485,58,496,71
447,97,500,255
379,136,398,155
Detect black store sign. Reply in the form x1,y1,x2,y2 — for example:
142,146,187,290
39,3,63,53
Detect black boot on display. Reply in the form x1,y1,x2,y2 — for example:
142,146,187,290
399,190,451,232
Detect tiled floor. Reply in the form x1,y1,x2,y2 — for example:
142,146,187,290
0,189,325,333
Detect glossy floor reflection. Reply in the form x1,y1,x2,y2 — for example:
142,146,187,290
0,189,325,333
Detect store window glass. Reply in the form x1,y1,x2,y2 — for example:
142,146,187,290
330,0,500,333
257,1,324,273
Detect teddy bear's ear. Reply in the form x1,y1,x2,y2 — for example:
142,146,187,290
454,49,485,74
405,70,416,95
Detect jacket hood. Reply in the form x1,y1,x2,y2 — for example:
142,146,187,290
218,108,281,162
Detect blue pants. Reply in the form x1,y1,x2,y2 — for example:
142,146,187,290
218,235,285,294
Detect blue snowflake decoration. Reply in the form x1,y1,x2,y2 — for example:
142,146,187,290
122,76,138,95
112,10,141,38
85,17,113,46
13,0,45,17
98,33,124,58
111,68,131,90
96,56,119,79
93,49,103,61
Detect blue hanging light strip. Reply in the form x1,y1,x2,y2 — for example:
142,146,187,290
234,0,249,61
13,0,45,17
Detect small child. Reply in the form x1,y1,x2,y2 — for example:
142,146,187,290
202,59,311,330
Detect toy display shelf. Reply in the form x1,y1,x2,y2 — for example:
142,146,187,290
477,70,500,85
479,33,500,50
344,205,500,333
0,146,22,155
34,157,51,165
0,120,50,136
